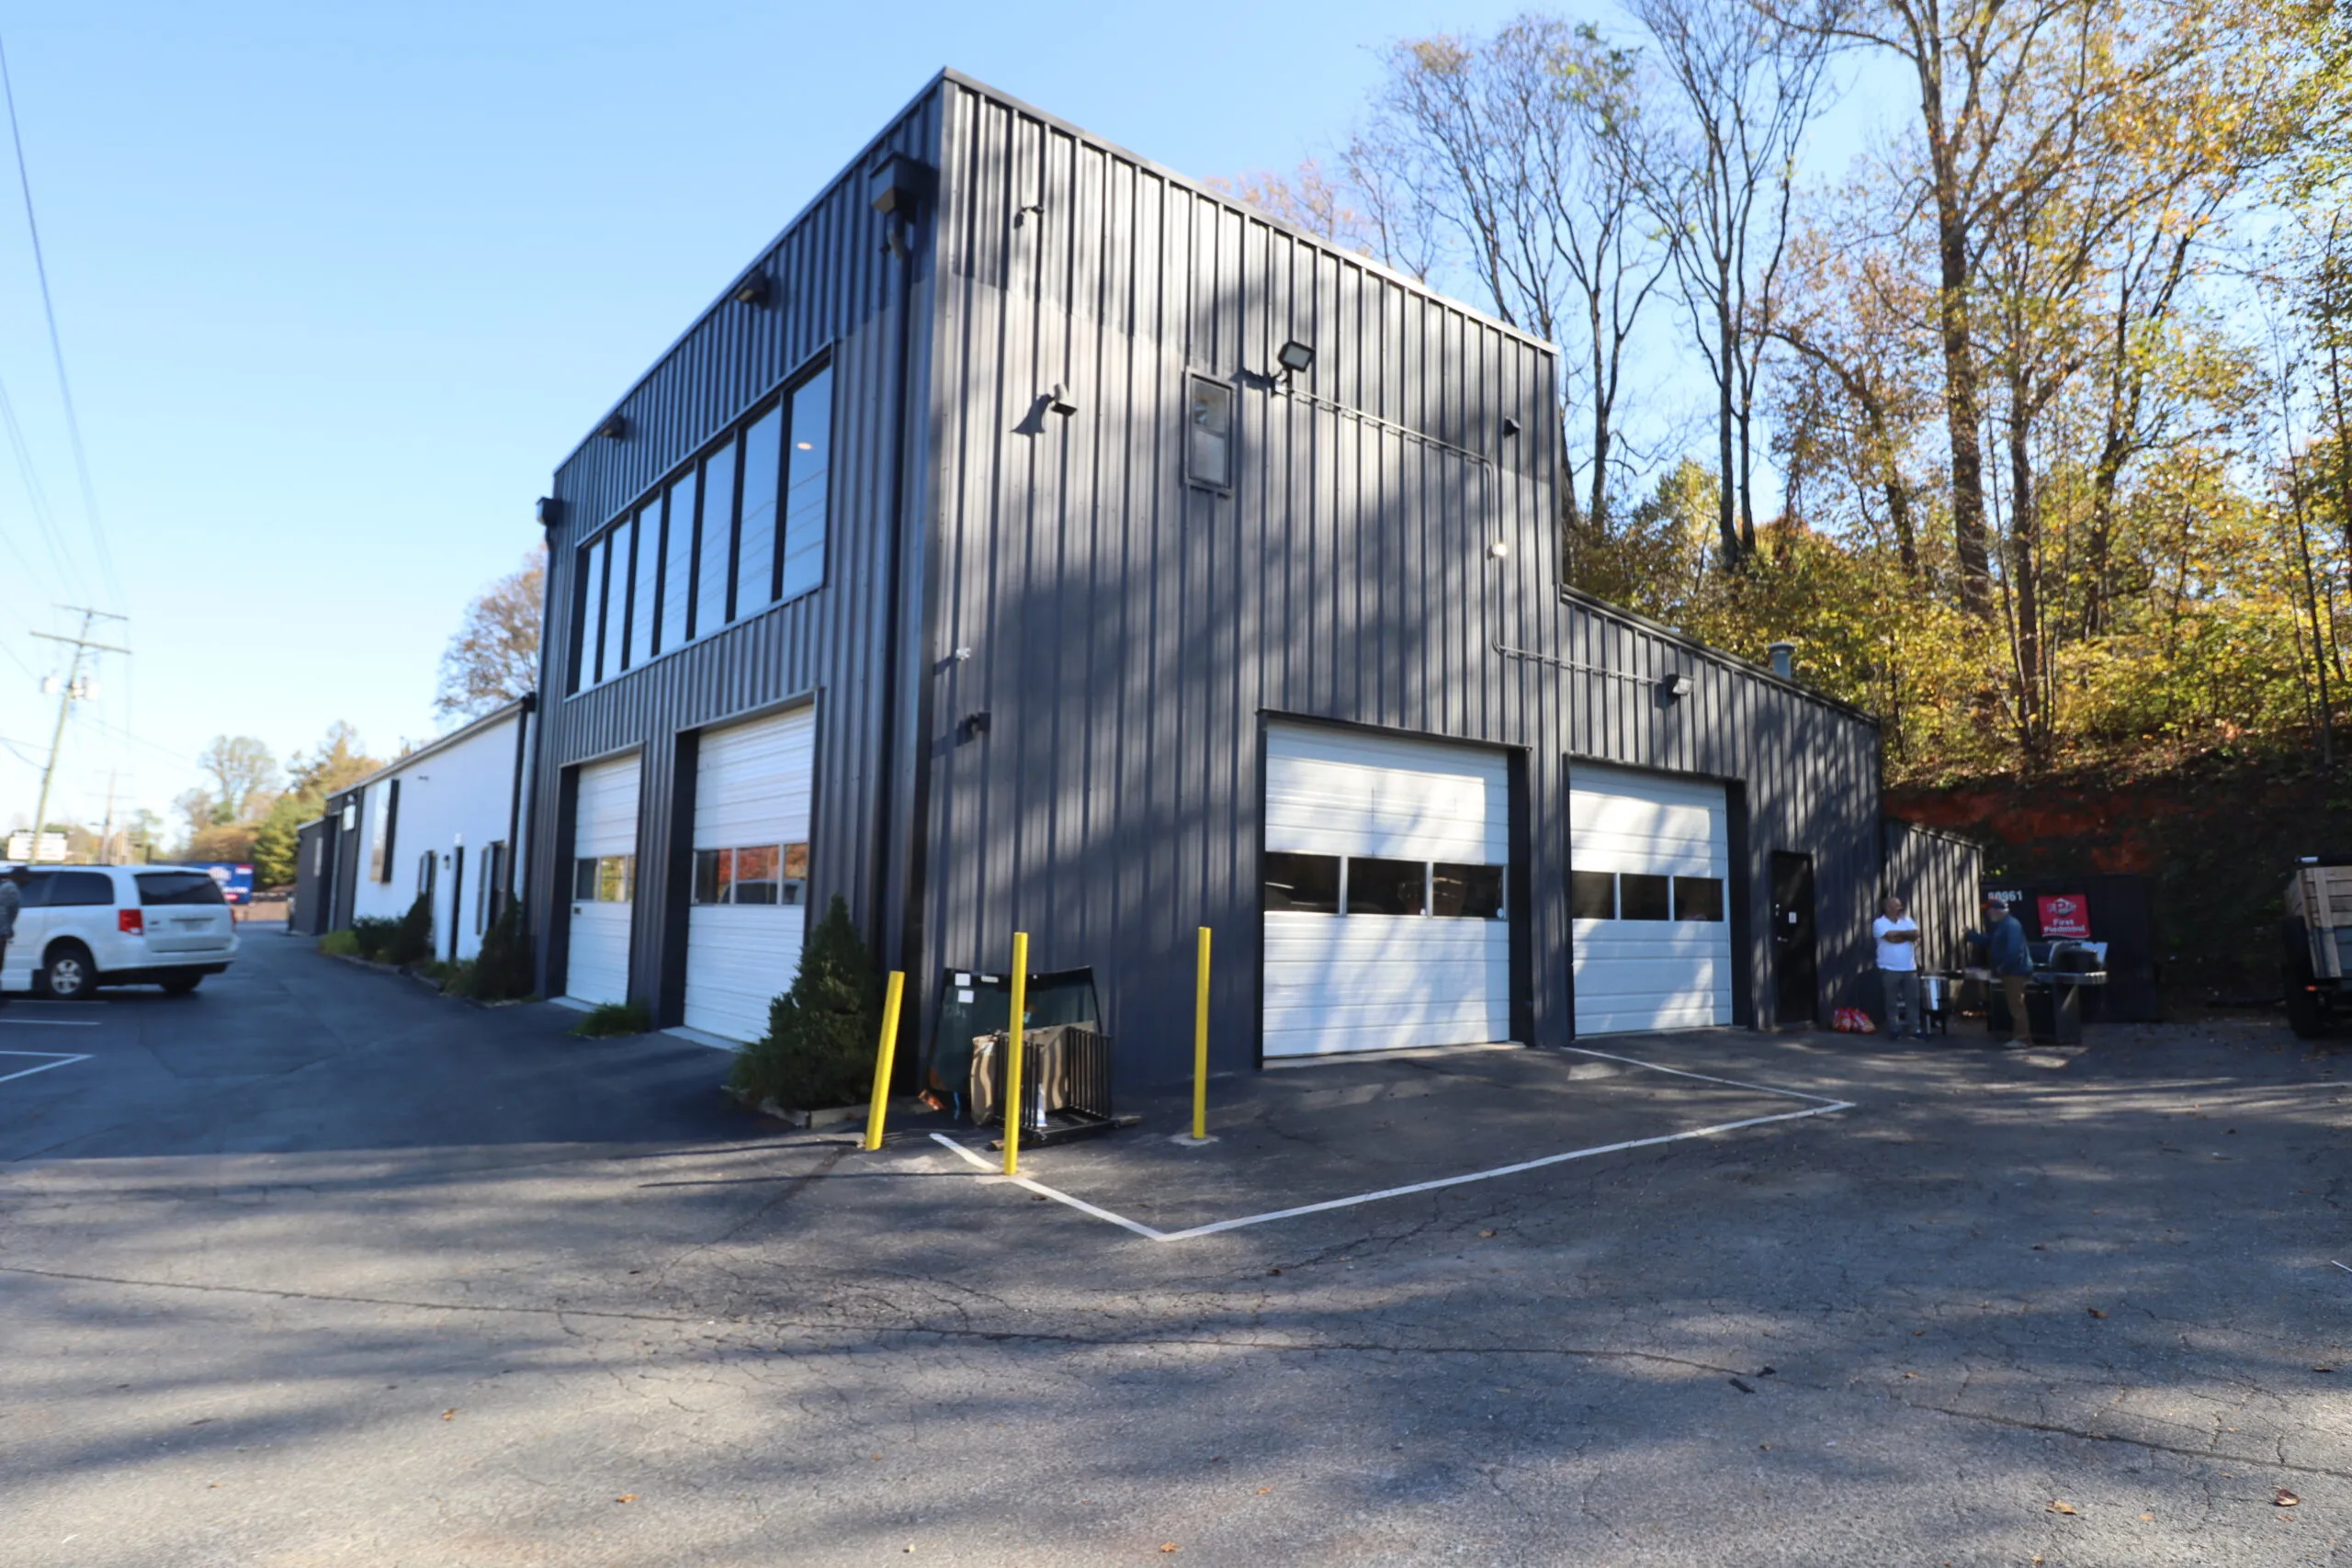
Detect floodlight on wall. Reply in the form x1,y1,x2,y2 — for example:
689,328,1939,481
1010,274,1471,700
1658,672,1693,703
1501,416,1522,438
597,413,627,442
730,271,771,307
1046,382,1078,417
1487,539,1510,560
535,496,564,530
1275,339,1316,385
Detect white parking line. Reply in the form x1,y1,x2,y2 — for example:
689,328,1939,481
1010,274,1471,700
0,1051,93,1084
926,1046,1856,1242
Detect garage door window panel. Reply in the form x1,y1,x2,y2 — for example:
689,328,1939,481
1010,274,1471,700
1432,863,1504,919
1347,856,1427,917
1570,870,1617,920
1264,851,1340,914
1619,873,1671,921
1674,876,1724,921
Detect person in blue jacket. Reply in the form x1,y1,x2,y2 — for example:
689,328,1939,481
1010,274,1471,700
1965,895,2033,1048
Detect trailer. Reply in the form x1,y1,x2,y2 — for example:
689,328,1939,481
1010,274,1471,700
2282,857,2352,1036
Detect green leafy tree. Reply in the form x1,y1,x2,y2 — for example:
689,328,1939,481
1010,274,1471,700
728,895,880,1111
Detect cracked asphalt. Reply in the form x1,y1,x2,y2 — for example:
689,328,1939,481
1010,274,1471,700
4,929,2350,1566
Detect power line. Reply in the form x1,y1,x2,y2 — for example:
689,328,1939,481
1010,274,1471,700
0,32,119,613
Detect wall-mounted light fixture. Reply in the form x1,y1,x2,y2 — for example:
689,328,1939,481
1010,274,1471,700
1658,672,1693,703
1046,382,1078,417
1501,416,1522,438
597,413,627,442
869,152,936,260
1487,539,1510,560
730,271,771,307
535,496,564,530
1275,339,1315,386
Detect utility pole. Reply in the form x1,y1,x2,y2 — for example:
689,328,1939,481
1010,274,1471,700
28,605,127,863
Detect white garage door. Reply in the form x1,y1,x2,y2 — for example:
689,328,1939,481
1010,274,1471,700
684,706,816,1043
1262,725,1511,1058
1569,762,1734,1035
565,754,640,1008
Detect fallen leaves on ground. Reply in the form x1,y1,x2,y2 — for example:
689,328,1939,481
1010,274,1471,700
440,1409,457,1420
2278,1489,2301,1507
1478,1230,1498,1238
1160,1544,1181,1553
616,1495,637,1505
2048,1500,2078,1516
2086,1308,2107,1319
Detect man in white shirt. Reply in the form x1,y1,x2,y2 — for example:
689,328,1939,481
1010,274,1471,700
1872,893,1924,1039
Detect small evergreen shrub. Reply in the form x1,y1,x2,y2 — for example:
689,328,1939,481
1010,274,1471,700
390,892,435,966
571,999,650,1037
468,900,536,1000
319,930,360,958
348,917,402,962
729,894,880,1111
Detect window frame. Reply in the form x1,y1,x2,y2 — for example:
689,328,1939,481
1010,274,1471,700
561,352,838,702
1185,372,1237,494
775,361,833,604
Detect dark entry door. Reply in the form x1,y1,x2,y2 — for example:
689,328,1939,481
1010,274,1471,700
1770,851,1817,1026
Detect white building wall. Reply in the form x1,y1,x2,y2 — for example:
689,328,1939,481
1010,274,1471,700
346,707,532,963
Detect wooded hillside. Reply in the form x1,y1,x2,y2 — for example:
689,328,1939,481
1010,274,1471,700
1236,0,2352,786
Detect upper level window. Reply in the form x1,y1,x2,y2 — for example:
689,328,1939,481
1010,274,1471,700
778,366,832,601
627,498,662,668
734,404,780,620
662,469,696,649
697,438,738,633
1187,375,1233,491
565,357,837,699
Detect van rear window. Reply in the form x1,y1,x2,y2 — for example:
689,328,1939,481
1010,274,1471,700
137,872,226,907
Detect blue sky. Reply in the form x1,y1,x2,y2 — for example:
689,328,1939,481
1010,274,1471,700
0,1,1887,836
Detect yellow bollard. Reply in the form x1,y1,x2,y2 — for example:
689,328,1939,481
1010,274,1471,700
1193,926,1211,1141
1001,931,1029,1176
862,970,907,1152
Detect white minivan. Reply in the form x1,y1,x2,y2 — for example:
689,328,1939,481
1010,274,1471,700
2,864,240,998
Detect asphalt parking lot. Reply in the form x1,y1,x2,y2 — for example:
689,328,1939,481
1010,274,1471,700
5,929,2350,1566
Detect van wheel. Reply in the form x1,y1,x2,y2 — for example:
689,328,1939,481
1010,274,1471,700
161,974,201,996
40,943,95,1000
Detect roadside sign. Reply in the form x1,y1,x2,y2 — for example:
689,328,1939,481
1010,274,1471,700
187,863,256,905
2038,893,2091,939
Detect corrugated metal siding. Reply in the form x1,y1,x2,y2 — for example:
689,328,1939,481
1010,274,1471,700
1552,592,1884,1032
526,87,943,1008
922,80,1562,1086
918,77,1882,1083
1883,818,1984,974
524,68,1885,1079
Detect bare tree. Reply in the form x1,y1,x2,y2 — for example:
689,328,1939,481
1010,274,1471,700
1345,18,1676,533
1631,0,1844,563
196,735,279,824
436,547,546,718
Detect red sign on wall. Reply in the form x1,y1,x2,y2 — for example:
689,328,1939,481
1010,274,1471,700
2038,894,2091,939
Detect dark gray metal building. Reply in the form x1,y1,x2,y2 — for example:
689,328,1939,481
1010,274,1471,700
524,70,1888,1086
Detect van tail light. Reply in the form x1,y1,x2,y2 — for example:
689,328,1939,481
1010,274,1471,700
118,909,143,935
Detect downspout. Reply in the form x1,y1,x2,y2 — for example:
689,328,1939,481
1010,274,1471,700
866,152,932,969
506,692,536,920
